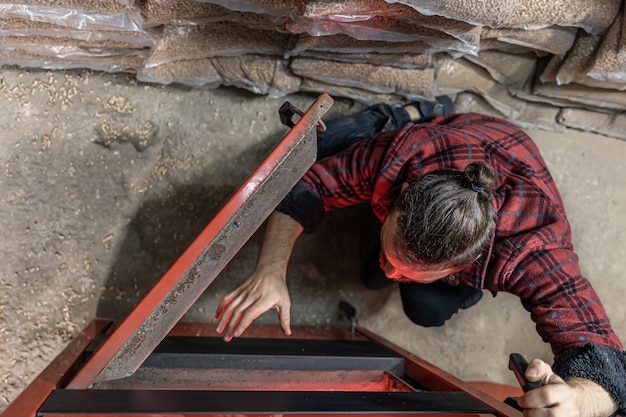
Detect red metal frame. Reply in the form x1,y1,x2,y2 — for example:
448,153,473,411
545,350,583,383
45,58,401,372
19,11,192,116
66,94,334,388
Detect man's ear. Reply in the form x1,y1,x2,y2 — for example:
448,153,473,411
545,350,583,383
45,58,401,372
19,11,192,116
401,182,410,192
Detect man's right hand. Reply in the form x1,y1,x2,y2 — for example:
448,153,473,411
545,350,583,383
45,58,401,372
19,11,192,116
215,210,303,342
215,269,292,342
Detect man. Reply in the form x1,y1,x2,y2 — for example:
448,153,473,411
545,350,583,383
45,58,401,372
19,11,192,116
215,97,625,417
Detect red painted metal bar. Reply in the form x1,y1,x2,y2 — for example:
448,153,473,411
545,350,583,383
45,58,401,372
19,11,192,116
66,94,334,388
0,319,111,417
356,326,523,417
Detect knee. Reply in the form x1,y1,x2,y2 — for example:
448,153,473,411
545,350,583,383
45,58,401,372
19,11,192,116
401,296,455,327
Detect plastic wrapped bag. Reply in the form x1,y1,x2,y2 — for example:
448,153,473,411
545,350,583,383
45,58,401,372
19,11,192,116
300,0,482,49
287,15,477,55
138,54,301,97
505,0,620,35
290,56,435,99
300,77,408,105
291,33,440,55
0,18,154,47
194,0,299,18
558,107,626,141
481,26,577,56
464,50,537,87
0,46,146,72
212,55,301,97
385,0,520,27
144,22,291,68
0,1,143,32
140,0,288,30
294,50,432,69
586,11,626,84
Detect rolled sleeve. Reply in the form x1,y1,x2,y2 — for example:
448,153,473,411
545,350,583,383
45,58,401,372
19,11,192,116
276,181,325,233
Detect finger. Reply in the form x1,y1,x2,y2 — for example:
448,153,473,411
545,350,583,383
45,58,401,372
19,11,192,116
216,293,247,334
277,304,291,336
215,297,233,320
526,358,552,383
225,294,279,341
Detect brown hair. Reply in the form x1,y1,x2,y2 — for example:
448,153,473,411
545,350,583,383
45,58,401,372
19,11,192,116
393,161,496,269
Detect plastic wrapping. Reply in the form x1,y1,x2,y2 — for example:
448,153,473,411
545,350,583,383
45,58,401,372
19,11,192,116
193,0,299,18
587,11,626,84
300,77,407,105
0,20,154,47
464,50,537,87
300,0,482,48
558,107,626,141
482,26,577,56
0,46,145,72
294,50,432,69
533,81,626,111
435,55,524,119
213,55,301,97
140,0,288,30
504,0,620,35
386,0,520,27
138,54,301,97
0,2,143,32
287,15,478,55
144,22,291,68
290,56,435,100
290,33,437,55
137,57,224,89
0,20,154,48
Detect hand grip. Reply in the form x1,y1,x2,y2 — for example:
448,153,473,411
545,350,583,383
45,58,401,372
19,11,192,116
509,353,545,392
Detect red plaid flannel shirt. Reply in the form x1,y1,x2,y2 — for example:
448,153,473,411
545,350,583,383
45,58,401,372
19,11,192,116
285,113,622,357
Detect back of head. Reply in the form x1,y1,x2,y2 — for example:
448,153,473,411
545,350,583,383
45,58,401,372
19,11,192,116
394,161,496,269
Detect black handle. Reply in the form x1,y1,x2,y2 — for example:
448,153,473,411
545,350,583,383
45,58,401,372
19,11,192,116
508,353,545,392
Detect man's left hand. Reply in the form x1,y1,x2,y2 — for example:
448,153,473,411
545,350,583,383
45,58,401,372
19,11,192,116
516,358,579,416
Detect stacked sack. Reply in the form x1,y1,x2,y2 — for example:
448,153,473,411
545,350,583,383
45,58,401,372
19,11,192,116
0,0,152,72
0,0,624,139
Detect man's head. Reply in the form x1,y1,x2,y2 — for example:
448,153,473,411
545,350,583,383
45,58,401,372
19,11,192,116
380,161,496,283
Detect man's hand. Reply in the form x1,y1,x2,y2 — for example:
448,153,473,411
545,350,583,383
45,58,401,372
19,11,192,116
215,268,291,342
517,358,578,416
214,211,303,342
517,358,617,417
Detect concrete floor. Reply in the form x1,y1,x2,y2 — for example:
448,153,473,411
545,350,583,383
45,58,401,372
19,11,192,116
0,66,625,411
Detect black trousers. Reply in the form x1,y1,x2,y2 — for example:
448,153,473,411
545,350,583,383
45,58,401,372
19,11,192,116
318,103,483,327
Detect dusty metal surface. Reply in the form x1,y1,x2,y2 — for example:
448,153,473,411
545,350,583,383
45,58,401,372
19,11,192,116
66,94,334,387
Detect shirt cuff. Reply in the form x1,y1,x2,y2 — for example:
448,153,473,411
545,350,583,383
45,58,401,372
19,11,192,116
276,181,325,233
553,343,626,414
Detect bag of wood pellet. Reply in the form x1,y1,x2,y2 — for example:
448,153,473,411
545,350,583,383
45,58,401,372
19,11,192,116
558,107,626,141
481,26,577,56
144,22,291,68
0,46,146,72
464,49,537,88
0,1,143,32
212,55,301,98
385,0,520,27
586,11,626,84
137,57,223,89
290,33,441,56
298,0,482,50
290,56,435,100
504,0,620,35
287,15,477,55
140,0,288,30
540,31,626,90
0,18,154,48
294,50,432,69
194,0,299,18
300,77,408,106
